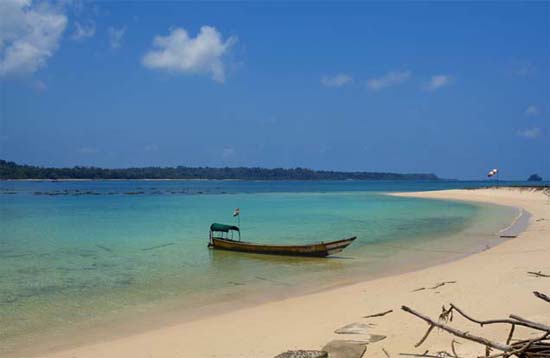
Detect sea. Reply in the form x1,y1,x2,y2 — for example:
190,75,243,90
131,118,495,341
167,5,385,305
0,180,545,355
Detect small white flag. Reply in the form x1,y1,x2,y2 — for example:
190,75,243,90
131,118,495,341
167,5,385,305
487,168,499,177
233,208,240,217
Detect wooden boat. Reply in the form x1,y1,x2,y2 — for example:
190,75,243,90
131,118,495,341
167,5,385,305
208,223,356,257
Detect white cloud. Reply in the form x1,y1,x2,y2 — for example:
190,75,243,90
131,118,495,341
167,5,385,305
144,144,158,152
108,26,126,49
32,79,46,91
142,26,237,83
71,21,95,40
367,70,411,91
222,146,235,158
424,74,452,91
321,74,353,87
517,127,541,138
525,105,540,116
78,146,98,154
514,63,535,76
0,0,67,76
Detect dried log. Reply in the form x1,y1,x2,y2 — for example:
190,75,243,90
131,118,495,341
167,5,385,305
401,306,512,352
534,291,550,304
383,347,391,358
509,315,550,332
448,304,550,332
528,271,550,278
364,309,393,318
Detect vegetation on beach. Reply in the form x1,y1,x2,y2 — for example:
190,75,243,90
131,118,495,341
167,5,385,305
0,159,440,181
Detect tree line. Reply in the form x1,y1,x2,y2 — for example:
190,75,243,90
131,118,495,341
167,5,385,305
0,160,440,181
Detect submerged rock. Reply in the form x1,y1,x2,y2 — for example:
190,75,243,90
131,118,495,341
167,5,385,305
274,350,328,358
322,340,367,358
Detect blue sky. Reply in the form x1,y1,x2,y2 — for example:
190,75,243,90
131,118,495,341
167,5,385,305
0,1,548,180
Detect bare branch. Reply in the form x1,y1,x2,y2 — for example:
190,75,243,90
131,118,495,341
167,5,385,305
509,314,550,332
534,291,550,303
528,271,550,278
415,325,435,348
401,306,512,352
364,309,393,318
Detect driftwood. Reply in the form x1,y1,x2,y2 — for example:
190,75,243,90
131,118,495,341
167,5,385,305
401,297,550,358
534,291,550,303
364,309,393,318
528,271,550,278
413,281,457,292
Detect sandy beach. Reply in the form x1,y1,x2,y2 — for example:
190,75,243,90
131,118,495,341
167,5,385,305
29,188,550,357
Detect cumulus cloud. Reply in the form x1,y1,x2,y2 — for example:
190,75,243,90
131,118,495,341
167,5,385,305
108,26,126,49
424,74,452,91
71,21,95,40
321,74,353,87
367,70,411,91
517,127,541,138
142,26,237,83
525,105,540,116
0,0,67,76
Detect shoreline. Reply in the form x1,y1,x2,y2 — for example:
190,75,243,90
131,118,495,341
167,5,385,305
16,187,549,358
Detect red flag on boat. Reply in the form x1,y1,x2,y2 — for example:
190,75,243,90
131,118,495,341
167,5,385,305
487,168,498,177
233,208,240,217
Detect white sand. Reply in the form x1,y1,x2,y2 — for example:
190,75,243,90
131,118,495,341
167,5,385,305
34,188,550,358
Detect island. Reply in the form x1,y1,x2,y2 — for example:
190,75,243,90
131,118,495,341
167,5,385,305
528,174,543,182
0,159,440,181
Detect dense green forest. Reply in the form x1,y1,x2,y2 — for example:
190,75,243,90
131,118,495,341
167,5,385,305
0,160,439,180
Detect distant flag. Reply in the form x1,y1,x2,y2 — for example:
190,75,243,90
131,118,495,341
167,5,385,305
487,168,499,178
233,208,240,217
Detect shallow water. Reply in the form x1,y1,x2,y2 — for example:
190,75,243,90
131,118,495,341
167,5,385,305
0,180,521,354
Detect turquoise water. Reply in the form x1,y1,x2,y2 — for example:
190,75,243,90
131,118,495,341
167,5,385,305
0,180,520,355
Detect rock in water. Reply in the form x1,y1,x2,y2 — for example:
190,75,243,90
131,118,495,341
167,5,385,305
274,350,328,358
322,340,367,358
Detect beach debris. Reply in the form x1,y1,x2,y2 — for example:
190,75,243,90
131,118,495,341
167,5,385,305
500,235,517,238
273,350,327,358
401,298,550,358
228,281,245,286
363,309,393,318
335,322,371,335
334,323,387,343
399,351,455,358
322,340,367,358
142,243,175,251
534,291,550,303
413,281,457,292
528,271,550,278
382,347,391,358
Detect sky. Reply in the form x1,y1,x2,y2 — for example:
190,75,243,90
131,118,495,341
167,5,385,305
0,1,548,180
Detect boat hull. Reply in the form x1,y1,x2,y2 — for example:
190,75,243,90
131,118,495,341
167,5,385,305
209,236,356,257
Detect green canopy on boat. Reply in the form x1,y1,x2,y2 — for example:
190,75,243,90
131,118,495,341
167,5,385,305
210,223,240,232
